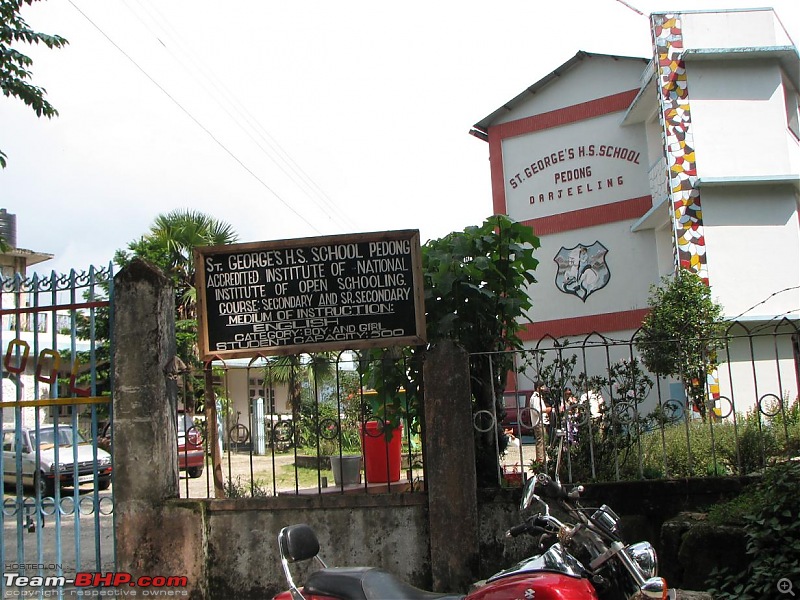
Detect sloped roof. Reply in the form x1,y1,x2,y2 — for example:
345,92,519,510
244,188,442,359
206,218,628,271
469,50,648,140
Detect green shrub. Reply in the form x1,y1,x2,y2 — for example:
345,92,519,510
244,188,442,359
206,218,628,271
708,460,800,599
224,475,270,498
564,399,798,483
639,420,728,477
707,482,765,526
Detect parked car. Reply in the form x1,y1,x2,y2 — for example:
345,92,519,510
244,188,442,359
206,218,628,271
178,412,204,478
2,425,112,497
501,390,537,437
97,412,205,478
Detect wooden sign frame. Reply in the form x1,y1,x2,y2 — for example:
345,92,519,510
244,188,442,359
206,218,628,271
194,230,427,360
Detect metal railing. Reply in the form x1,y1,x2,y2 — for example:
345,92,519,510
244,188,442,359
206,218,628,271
489,319,799,484
176,351,424,498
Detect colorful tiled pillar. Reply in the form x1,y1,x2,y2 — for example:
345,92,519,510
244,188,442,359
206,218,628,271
652,14,719,413
652,13,708,282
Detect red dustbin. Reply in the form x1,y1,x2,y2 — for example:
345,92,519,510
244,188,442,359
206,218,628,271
360,421,403,483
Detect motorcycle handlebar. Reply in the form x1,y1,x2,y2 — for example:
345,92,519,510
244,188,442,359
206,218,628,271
535,473,584,500
506,523,530,537
535,473,565,498
506,514,562,538
567,485,585,500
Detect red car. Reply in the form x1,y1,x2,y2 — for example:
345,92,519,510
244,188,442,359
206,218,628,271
177,412,205,479
501,391,537,437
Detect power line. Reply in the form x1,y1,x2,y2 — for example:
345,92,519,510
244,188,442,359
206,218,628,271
729,285,800,321
124,0,357,232
66,0,323,234
613,0,645,17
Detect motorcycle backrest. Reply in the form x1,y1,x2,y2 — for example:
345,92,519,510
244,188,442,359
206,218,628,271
279,524,321,563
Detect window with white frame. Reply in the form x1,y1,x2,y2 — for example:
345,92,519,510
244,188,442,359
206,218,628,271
249,377,276,413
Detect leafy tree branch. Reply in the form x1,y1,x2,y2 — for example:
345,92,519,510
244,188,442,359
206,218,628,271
1,0,67,167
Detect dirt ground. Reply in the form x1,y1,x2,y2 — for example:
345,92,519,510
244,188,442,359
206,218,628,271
177,448,298,498
177,440,541,498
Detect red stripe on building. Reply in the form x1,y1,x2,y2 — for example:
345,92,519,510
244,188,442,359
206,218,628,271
495,90,639,139
488,89,640,216
490,134,506,216
521,309,650,340
521,196,652,235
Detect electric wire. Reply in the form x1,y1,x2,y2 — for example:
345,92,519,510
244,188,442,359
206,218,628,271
616,0,647,17
123,0,356,232
66,0,323,234
729,285,800,321
613,0,645,17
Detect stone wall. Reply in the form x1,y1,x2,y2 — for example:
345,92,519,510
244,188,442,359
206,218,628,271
191,495,428,599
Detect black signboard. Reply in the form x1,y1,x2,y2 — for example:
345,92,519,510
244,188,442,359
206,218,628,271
195,230,427,360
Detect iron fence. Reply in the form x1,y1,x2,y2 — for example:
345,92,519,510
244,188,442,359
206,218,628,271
490,319,800,484
175,318,799,496
175,351,424,498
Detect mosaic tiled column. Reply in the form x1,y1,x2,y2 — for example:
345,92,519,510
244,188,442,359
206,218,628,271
652,14,720,409
652,13,708,282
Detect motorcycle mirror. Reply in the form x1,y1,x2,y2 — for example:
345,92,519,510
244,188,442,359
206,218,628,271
520,478,549,516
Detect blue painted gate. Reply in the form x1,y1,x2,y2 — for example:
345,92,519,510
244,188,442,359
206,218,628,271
0,266,114,598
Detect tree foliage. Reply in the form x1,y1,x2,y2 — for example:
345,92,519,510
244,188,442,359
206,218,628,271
116,209,239,323
115,209,239,370
424,215,539,485
358,216,540,484
635,270,724,418
0,0,67,167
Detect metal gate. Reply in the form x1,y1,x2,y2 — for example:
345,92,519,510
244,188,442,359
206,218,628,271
0,266,114,597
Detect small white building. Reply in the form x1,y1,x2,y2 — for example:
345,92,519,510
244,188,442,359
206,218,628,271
471,8,799,414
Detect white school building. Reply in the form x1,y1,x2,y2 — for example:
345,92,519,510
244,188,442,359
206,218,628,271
471,8,800,414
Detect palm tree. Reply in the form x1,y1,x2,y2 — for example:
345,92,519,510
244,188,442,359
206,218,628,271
117,209,238,321
152,209,238,319
115,209,239,370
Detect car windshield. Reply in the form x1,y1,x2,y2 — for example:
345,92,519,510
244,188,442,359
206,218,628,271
30,428,87,448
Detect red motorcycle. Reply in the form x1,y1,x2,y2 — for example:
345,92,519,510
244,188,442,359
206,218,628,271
274,435,671,600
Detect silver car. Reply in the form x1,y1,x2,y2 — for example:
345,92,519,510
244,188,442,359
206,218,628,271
2,425,112,497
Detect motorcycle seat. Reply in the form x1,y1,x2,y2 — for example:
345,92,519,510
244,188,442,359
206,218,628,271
305,566,466,600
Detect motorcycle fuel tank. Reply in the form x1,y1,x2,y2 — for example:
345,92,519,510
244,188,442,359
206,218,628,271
468,571,597,600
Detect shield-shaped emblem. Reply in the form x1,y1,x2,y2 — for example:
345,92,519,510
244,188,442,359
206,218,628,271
554,241,610,302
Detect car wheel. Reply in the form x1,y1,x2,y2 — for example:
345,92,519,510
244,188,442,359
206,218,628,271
36,472,55,498
98,477,111,491
186,465,204,479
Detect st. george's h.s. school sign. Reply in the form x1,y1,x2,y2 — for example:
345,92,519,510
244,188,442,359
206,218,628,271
194,230,427,361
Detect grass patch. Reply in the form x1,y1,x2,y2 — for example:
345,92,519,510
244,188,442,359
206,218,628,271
247,465,334,491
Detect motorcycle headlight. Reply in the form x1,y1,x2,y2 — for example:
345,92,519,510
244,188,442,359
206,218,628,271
625,541,658,578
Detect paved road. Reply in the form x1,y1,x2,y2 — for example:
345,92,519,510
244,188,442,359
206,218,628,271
2,487,115,598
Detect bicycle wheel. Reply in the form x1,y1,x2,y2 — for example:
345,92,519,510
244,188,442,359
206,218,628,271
272,421,293,451
662,399,685,423
229,423,250,444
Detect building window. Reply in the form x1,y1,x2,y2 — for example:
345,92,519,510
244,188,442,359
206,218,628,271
249,378,276,413
784,73,800,140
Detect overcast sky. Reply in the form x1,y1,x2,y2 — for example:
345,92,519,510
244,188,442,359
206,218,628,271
2,0,798,277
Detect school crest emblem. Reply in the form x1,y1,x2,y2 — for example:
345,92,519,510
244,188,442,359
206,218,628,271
554,242,610,302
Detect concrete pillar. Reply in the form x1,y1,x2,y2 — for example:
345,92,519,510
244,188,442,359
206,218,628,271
113,259,181,573
423,340,479,592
